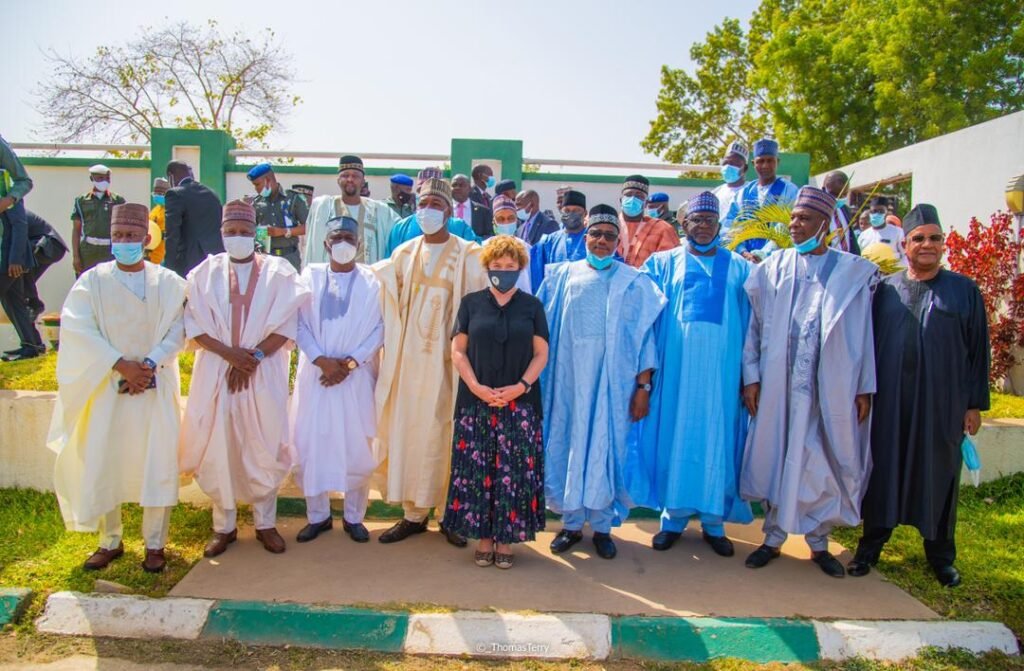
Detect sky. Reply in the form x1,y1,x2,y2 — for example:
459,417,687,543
3,0,760,164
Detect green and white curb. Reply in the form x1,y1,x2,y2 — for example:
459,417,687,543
36,592,1019,662
0,588,32,626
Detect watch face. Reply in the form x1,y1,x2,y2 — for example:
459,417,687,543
347,359,357,370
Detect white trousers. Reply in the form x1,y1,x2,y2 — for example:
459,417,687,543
212,492,279,533
305,486,370,525
98,505,171,550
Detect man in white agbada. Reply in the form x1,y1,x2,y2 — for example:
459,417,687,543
49,202,186,574
179,200,310,557
741,186,878,578
290,214,384,544
303,155,400,266
373,177,489,546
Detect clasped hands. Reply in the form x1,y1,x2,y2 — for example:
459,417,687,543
314,356,357,388
114,358,155,395
471,381,525,408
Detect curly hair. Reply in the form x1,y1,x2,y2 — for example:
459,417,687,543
480,234,528,269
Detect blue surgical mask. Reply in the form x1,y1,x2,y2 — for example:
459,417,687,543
486,176,496,189
869,212,886,228
645,208,661,219
152,194,165,206
794,220,827,254
494,222,518,236
689,234,720,253
587,252,614,270
260,186,272,199
516,208,530,221
835,197,847,209
621,196,644,218
111,241,144,265
487,269,520,293
721,164,742,183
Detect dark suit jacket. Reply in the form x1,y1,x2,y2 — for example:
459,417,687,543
516,211,560,245
26,210,68,263
455,199,494,240
0,200,34,271
164,178,224,276
469,186,492,210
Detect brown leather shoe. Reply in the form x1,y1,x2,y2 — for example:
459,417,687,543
255,527,286,554
142,548,167,573
203,529,238,558
83,543,124,571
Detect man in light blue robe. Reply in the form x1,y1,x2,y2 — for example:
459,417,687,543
538,204,666,560
632,191,753,558
740,186,878,578
384,213,479,257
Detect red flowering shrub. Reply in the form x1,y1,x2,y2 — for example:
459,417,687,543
945,211,1024,387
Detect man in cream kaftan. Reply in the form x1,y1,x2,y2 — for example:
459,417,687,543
179,200,310,557
372,178,489,546
49,202,186,573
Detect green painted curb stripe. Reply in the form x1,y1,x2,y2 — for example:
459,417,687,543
611,616,819,663
201,600,408,651
0,588,32,626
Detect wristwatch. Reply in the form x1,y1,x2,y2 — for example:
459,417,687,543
519,378,532,393
346,358,358,370
636,382,652,392
142,357,157,370
285,228,292,238
253,349,266,363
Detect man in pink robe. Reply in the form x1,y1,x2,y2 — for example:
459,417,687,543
179,200,310,557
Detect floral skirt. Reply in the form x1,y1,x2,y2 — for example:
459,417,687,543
441,400,546,544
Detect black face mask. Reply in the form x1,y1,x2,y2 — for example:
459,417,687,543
487,269,520,293
561,212,585,230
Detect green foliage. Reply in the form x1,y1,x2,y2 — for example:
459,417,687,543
645,0,1024,171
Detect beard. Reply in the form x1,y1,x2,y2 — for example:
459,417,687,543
341,182,360,197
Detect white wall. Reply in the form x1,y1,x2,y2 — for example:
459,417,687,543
0,165,151,350
815,111,1024,235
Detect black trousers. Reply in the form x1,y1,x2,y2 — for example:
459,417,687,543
857,525,956,569
0,270,44,352
21,248,61,310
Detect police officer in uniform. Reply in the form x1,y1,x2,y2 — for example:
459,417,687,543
291,184,315,209
71,164,126,275
247,162,308,271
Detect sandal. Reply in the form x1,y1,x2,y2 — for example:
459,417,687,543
495,552,514,569
474,550,495,567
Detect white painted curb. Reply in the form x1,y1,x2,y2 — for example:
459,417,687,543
36,591,215,640
404,611,611,659
814,620,1020,660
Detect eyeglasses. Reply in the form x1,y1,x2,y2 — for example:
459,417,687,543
909,234,944,244
587,229,619,242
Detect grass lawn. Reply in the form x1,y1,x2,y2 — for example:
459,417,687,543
0,488,212,629
832,472,1024,641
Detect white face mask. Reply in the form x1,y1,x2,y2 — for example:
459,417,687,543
330,241,357,265
93,180,110,192
223,235,255,260
417,207,446,235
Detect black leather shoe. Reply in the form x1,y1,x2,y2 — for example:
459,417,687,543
592,532,617,559
378,518,428,544
847,547,877,577
651,530,682,551
438,523,468,548
745,544,781,568
550,529,583,554
702,531,735,557
296,517,333,543
343,520,370,543
811,550,846,578
1,347,40,362
934,565,961,588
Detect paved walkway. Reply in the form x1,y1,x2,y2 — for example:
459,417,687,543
170,518,935,620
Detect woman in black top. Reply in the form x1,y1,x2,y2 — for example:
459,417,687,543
442,235,549,569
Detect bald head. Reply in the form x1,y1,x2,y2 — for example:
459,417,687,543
515,189,539,217
451,174,471,203
823,171,848,199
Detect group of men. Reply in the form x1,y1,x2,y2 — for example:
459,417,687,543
4,137,983,588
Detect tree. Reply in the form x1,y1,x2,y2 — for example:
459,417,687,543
37,20,300,148
644,0,1024,171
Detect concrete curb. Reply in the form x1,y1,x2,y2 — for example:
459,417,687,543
33,592,1021,662
0,588,32,626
